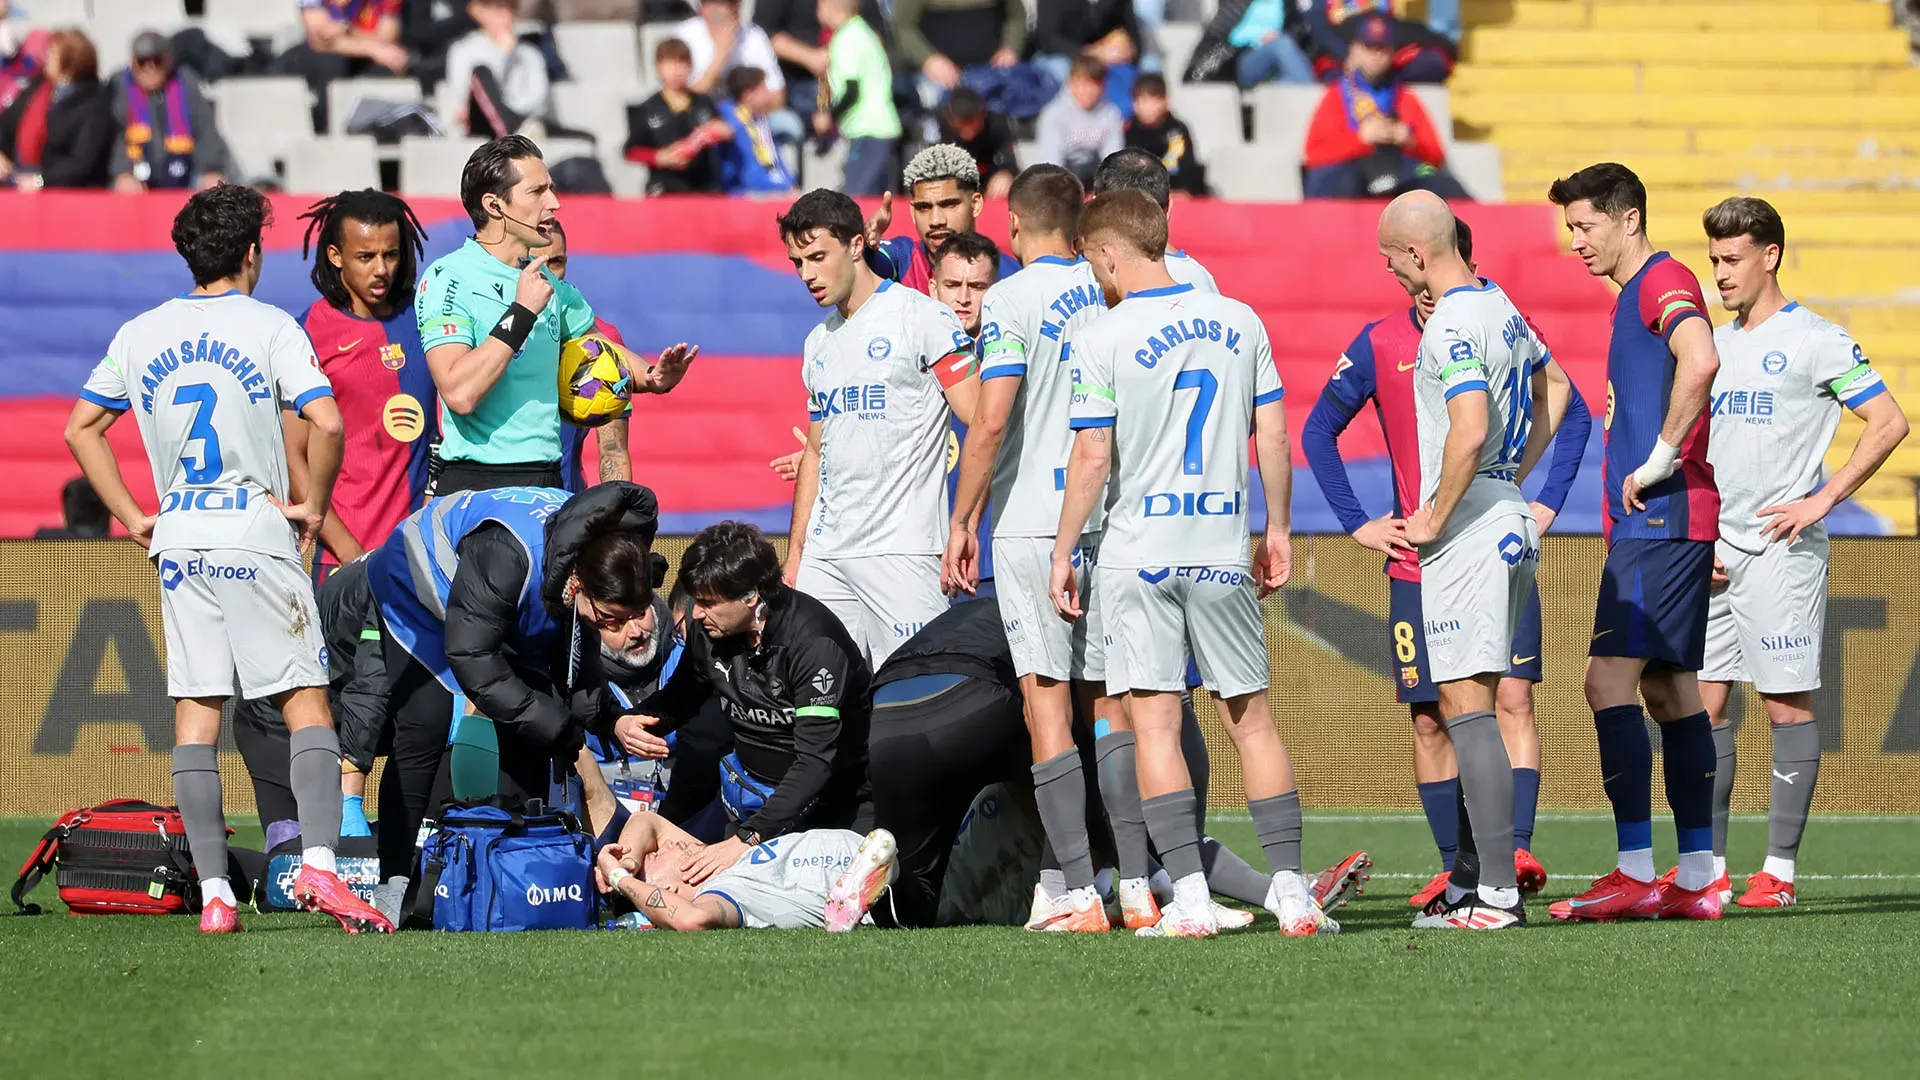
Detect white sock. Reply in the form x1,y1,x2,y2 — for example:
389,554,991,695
1713,854,1727,880
1762,855,1796,884
1617,848,1656,883
1443,881,1472,906
1478,884,1520,909
1038,868,1066,899
302,846,338,875
1119,876,1151,897
1172,871,1209,910
1675,851,1715,892
199,877,236,907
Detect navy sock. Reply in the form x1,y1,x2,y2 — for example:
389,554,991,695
1511,767,1540,851
1416,779,1459,871
1661,711,1717,856
1594,704,1654,853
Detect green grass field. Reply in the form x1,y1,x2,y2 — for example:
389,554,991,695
4,813,1918,1078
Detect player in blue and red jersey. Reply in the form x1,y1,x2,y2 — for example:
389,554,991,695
1547,163,1727,922
293,190,437,578
1304,217,1590,907
861,144,1022,291
544,219,634,494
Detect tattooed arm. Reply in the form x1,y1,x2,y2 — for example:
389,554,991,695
594,815,742,931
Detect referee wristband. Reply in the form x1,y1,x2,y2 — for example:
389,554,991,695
489,302,537,352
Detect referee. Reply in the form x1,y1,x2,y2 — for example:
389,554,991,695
415,135,694,494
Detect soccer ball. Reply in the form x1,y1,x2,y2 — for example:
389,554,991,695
557,333,635,428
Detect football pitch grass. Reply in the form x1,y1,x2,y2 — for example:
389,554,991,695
4,813,1918,1079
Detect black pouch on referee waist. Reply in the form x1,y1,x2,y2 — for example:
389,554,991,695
10,800,201,915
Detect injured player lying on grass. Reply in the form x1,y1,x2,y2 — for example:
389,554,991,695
595,811,900,931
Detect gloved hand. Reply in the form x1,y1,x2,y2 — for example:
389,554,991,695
341,794,372,837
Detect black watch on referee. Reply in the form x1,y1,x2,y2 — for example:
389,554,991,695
734,825,762,846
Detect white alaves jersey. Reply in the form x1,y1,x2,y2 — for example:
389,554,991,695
977,255,1109,537
1166,249,1218,295
1709,302,1887,556
1068,282,1281,569
82,292,332,558
802,280,974,558
1414,281,1544,541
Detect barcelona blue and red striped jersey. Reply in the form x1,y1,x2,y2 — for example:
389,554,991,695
299,0,400,34
299,298,436,566
1602,252,1718,544
870,236,1021,295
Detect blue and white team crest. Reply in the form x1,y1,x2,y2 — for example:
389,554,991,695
1762,350,1789,375
867,336,893,361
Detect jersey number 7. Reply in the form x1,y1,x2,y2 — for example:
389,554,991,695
1174,368,1218,475
174,382,226,484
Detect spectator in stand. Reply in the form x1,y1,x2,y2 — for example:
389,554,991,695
813,0,898,196
1,6,52,111
109,32,229,193
1123,73,1204,197
625,37,728,194
1030,0,1138,90
403,0,477,87
1303,0,1454,84
1034,54,1122,185
0,29,113,190
1230,0,1314,87
755,0,883,125
677,0,804,149
939,86,1016,200
280,0,411,133
717,66,797,194
445,0,556,139
1427,0,1461,43
892,0,1027,97
34,477,110,540
1301,14,1464,199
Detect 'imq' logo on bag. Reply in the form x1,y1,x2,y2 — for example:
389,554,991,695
525,883,584,906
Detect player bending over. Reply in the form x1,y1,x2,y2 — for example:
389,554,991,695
1697,197,1907,908
779,189,980,665
1379,191,1560,930
1054,190,1330,938
597,810,899,932
1305,216,1588,907
1547,163,1727,922
65,185,390,934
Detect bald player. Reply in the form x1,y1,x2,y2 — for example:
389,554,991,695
1378,191,1561,931
1090,148,1219,294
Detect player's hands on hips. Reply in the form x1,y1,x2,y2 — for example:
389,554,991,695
1353,515,1413,562
127,513,157,550
1528,502,1557,535
1758,493,1831,546
614,713,670,759
638,342,698,394
941,522,979,597
1255,531,1292,597
681,835,749,885
516,254,555,313
1710,554,1729,589
1404,505,1441,547
272,497,324,556
863,191,894,248
1049,550,1082,620
770,427,807,481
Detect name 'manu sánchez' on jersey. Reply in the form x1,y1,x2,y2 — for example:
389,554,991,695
135,333,274,414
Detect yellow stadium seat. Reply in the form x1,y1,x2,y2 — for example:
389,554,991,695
1464,29,1909,68
1455,92,1920,129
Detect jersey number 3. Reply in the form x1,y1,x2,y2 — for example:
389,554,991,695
1174,368,1218,475
174,382,225,484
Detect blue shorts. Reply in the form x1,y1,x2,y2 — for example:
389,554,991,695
1388,576,1543,705
1591,538,1712,671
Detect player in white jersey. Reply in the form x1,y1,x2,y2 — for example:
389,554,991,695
1697,198,1908,909
1091,148,1219,295
941,165,1124,932
64,185,390,935
778,190,980,666
1051,189,1330,939
1380,191,1561,931
596,810,900,931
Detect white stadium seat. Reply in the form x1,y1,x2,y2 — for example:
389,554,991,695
552,82,649,153
284,136,381,195
1207,144,1303,202
553,21,645,91
9,0,88,28
90,0,185,26
208,76,313,179
601,153,650,198
1448,141,1505,203
400,136,486,198
1156,24,1204,82
327,76,424,137
1247,83,1321,154
1408,84,1455,155
1168,82,1244,152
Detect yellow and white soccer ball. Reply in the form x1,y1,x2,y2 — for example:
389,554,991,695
557,333,635,428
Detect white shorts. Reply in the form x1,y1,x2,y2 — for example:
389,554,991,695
699,828,862,929
797,553,948,667
992,536,1105,683
1420,508,1539,684
1099,564,1268,698
936,782,1044,927
155,548,327,700
1701,535,1827,693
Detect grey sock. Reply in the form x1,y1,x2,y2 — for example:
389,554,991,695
1094,732,1151,879
1031,749,1096,890
290,725,344,852
1200,836,1273,905
1142,789,1204,882
1768,719,1821,861
1712,723,1737,859
1445,710,1516,891
1179,696,1210,822
171,744,229,883
1247,791,1303,875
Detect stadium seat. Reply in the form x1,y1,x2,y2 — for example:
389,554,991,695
553,21,646,90
1157,24,1204,80
1247,83,1319,154
1162,0,1215,25
327,77,425,137
399,136,487,197
1447,140,1504,203
1207,145,1302,201
1167,82,1243,151
1407,84,1452,155
201,0,306,49
208,76,313,180
83,18,158,63
543,136,598,166
553,82,648,152
602,153,650,197
9,0,87,28
284,136,381,195
638,23,681,82
802,138,847,193
90,0,185,26
1015,139,1039,170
